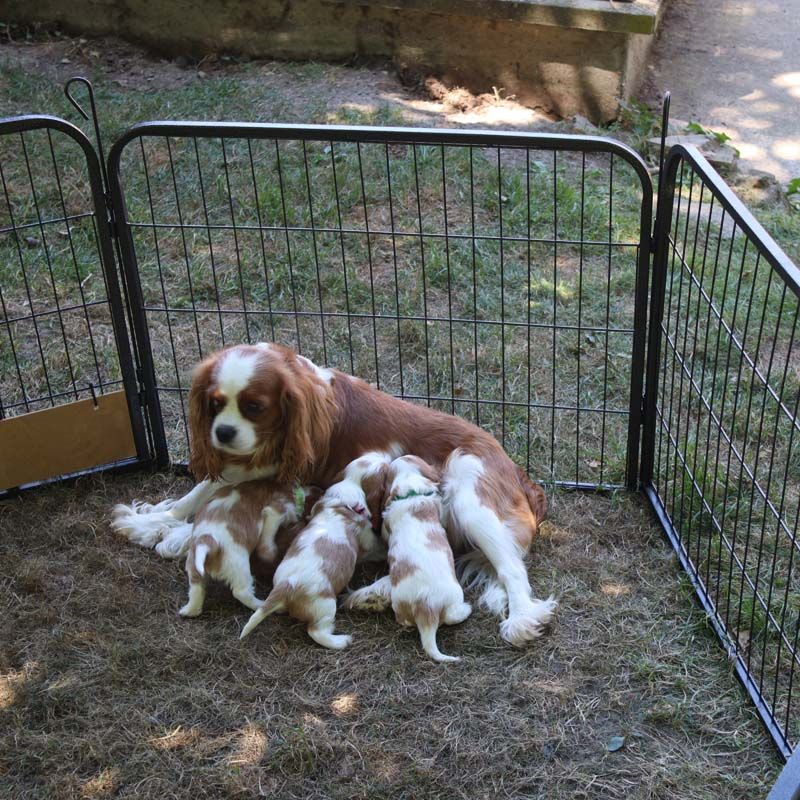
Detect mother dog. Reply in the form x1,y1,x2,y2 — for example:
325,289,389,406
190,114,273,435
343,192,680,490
113,342,555,645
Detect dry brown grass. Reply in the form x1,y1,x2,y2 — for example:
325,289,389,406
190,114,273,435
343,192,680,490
0,472,783,799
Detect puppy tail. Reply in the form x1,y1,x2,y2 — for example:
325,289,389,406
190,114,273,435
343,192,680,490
239,590,285,640
416,607,459,663
194,534,219,577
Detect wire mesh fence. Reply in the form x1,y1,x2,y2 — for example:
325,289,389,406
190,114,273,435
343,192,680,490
109,124,652,488
0,117,137,429
4,103,800,766
644,145,800,756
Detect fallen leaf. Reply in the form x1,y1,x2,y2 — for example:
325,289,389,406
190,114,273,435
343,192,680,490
587,459,601,469
606,735,625,752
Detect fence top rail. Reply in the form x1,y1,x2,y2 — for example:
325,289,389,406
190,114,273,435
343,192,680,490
664,143,800,299
0,114,102,166
107,119,653,189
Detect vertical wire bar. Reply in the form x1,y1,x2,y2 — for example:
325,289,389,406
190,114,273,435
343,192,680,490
670,181,706,560
19,132,79,401
329,141,355,374
165,137,202,450
599,154,614,484
46,129,103,391
0,281,27,413
717,245,761,629
274,140,303,352
695,207,732,590
683,193,718,573
710,232,750,603
140,138,186,453
576,152,586,485
653,159,687,501
663,164,696,534
440,144,456,415
0,154,54,406
782,523,800,740
356,142,380,386
551,150,558,477
412,145,431,407
525,148,532,473
193,138,226,346
497,147,506,444
771,392,800,733
221,137,252,343
729,262,776,638
469,146,479,424
301,140,328,363
246,139,277,342
166,138,203,354
384,142,404,396
745,290,793,681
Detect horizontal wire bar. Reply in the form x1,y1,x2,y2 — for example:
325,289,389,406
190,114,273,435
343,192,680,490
0,211,95,236
126,219,641,250
1,298,110,325
140,305,635,335
660,329,800,554
654,410,800,671
670,233,800,435
1,380,123,412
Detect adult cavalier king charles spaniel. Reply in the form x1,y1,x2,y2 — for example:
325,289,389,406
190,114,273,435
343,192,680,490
113,342,556,645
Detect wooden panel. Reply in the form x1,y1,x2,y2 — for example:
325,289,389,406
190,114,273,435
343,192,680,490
0,391,137,490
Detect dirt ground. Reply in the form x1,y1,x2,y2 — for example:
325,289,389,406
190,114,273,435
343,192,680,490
0,470,782,799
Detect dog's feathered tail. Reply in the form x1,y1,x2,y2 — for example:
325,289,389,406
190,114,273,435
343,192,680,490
239,589,285,639
516,465,547,535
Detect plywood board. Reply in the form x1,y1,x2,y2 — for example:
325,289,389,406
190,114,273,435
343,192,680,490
0,391,137,490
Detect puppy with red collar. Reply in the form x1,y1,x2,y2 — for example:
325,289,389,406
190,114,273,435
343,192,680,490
180,480,321,617
239,453,389,649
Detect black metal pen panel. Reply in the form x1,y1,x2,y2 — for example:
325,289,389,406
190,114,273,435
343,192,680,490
644,144,800,757
107,123,653,488
0,116,147,478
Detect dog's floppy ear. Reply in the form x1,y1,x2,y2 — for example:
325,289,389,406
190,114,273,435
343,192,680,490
188,354,224,481
363,462,389,529
406,455,441,487
278,360,335,484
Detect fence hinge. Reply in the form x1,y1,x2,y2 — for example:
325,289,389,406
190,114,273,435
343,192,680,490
104,192,118,239
649,235,657,254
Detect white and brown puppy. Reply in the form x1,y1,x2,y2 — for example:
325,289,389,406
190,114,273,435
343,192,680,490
350,455,471,662
180,480,320,617
239,454,388,649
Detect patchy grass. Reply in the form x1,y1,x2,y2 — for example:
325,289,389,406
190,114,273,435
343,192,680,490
0,472,783,799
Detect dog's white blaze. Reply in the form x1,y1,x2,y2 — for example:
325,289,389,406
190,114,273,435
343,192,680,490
212,351,261,454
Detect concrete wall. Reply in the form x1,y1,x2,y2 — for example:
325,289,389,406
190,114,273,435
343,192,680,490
5,0,661,122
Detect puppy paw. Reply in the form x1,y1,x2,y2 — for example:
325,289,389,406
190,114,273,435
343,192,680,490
179,603,203,618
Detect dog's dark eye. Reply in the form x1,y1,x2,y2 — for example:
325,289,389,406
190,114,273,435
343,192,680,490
244,401,263,415
209,397,224,414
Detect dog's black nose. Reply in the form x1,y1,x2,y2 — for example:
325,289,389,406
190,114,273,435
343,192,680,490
215,424,237,444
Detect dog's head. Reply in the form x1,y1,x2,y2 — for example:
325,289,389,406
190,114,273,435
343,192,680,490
188,343,335,483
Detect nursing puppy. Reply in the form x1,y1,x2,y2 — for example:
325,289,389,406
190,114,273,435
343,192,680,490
239,454,388,649
180,480,320,617
356,455,472,662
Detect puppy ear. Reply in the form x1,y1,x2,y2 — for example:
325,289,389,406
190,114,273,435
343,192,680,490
188,355,224,481
363,463,389,529
278,364,335,484
407,455,440,487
